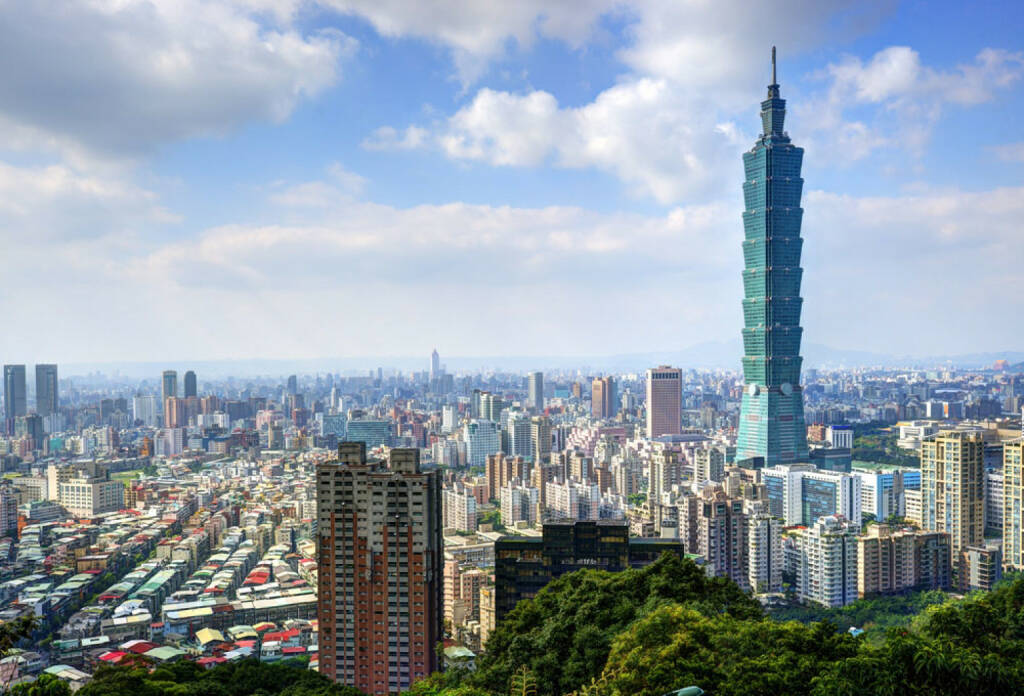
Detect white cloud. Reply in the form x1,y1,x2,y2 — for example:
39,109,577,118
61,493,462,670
802,46,1024,160
362,125,429,151
405,80,745,204
269,163,367,206
990,142,1024,162
0,0,352,161
319,0,619,83
0,160,178,242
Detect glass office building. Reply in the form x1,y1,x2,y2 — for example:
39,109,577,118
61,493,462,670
736,49,809,467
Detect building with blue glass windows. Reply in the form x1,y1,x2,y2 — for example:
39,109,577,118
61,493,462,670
736,48,809,468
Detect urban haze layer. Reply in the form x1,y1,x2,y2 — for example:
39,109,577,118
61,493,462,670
1,50,1023,696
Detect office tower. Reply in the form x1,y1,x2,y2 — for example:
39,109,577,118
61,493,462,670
493,521,683,619
785,514,858,608
591,376,616,419
735,49,809,467
287,374,298,395
346,419,391,448
646,366,682,439
527,371,544,412
430,349,440,382
480,392,504,423
465,420,500,468
161,370,178,402
441,405,457,434
183,370,197,398
854,470,906,522
762,464,862,526
317,444,442,694
696,485,749,590
748,506,783,593
1003,439,1024,570
920,431,984,573
531,416,552,464
3,365,27,422
34,364,58,417
857,523,952,597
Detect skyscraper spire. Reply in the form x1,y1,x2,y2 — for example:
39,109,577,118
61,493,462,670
767,46,781,100
772,45,777,85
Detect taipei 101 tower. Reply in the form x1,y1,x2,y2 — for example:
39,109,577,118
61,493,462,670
735,48,809,467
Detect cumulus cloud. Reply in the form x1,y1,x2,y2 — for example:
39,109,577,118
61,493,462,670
802,46,1024,160
319,0,619,83
0,0,352,161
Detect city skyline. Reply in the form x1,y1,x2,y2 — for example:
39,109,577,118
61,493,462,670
0,3,1022,363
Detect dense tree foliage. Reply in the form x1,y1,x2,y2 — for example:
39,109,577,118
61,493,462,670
465,553,762,696
75,659,364,696
768,589,950,642
598,605,859,696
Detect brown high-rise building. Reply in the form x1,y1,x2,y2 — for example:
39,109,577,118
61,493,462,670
591,376,616,419
317,444,443,695
920,430,984,584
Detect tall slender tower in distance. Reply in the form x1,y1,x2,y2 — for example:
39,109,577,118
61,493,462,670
183,370,197,398
162,370,178,402
736,48,809,467
35,364,59,417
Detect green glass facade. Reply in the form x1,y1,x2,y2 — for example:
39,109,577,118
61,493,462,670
736,55,809,467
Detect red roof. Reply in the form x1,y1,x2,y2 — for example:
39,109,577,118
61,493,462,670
99,651,128,663
281,647,306,654
124,641,159,654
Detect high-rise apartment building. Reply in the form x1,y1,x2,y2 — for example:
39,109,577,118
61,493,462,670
785,514,859,608
735,50,809,467
442,484,478,532
591,376,616,419
34,364,58,417
183,370,197,398
3,365,27,423
857,523,952,597
1002,439,1024,570
694,446,727,485
317,444,443,695
646,366,681,439
430,349,440,382
506,411,533,459
920,430,985,572
133,395,159,427
527,371,544,412
500,483,539,527
697,485,749,591
747,505,783,593
161,370,178,402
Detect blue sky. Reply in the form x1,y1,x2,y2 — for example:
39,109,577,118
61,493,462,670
0,0,1022,364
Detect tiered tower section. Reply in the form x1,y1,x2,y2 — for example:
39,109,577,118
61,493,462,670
736,48,809,467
